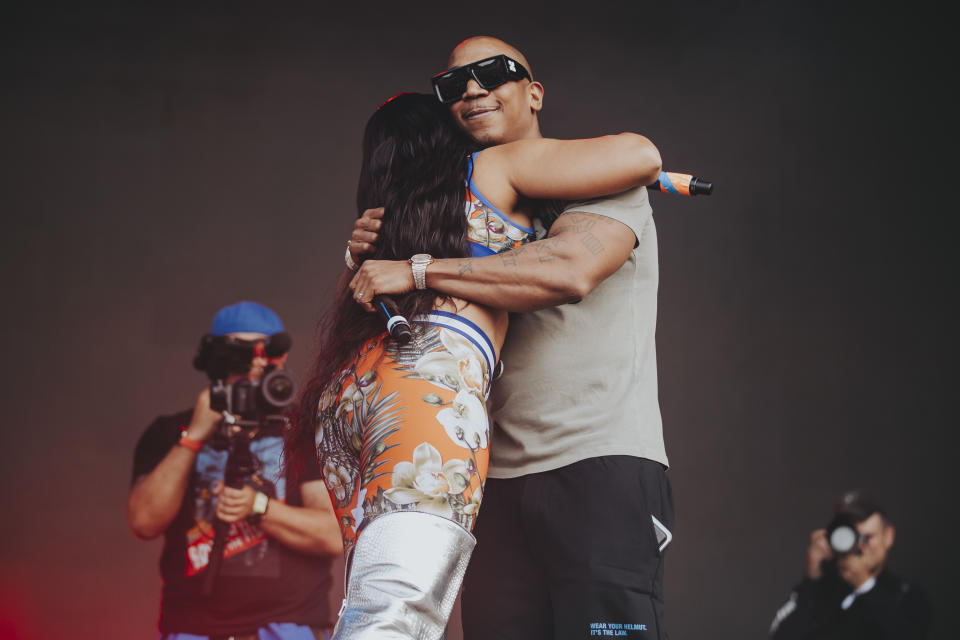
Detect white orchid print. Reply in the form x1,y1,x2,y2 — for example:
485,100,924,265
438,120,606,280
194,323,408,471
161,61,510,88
383,443,471,519
437,389,488,450
316,360,403,511
463,487,482,516
413,328,487,396
413,351,461,391
338,370,378,415
467,209,508,244
323,460,352,503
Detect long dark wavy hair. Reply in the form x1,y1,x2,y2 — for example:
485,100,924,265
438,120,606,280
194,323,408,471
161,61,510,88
286,93,475,476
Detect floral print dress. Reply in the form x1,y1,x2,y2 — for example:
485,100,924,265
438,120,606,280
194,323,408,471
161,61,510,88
316,313,496,550
316,157,532,550
465,151,536,256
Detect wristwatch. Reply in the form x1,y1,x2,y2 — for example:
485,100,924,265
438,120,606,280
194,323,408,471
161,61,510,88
409,254,433,290
345,242,359,271
248,491,269,525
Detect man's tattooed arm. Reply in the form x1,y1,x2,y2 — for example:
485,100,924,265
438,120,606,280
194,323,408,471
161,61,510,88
430,210,634,311
549,211,613,257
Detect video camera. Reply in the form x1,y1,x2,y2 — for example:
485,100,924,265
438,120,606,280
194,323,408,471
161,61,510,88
192,331,296,427
191,328,296,595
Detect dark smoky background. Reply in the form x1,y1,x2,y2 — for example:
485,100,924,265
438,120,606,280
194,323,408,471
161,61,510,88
0,2,953,638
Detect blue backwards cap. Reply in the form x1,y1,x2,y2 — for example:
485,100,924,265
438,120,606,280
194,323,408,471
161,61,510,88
211,301,285,336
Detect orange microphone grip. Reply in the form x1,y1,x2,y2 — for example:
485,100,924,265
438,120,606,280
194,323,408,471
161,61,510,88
649,171,713,196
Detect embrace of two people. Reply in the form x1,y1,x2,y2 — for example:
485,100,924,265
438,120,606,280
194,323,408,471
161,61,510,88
289,35,674,640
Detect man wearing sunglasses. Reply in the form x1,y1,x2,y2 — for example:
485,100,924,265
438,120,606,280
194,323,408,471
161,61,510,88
769,491,929,639
127,301,342,640
347,36,672,640
430,51,541,146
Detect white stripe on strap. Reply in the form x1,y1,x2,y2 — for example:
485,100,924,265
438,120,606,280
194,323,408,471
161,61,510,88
414,311,495,381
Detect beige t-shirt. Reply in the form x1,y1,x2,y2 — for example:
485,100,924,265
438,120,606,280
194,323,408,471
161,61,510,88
488,186,667,478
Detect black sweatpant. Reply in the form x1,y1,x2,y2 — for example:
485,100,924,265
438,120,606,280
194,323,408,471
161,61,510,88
462,455,673,640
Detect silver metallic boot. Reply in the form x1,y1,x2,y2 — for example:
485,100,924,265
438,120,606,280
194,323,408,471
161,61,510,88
332,510,477,640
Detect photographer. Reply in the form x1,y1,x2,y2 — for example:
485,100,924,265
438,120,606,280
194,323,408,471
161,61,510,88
128,301,342,640
769,490,929,640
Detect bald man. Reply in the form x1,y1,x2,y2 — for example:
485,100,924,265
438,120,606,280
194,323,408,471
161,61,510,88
347,37,673,640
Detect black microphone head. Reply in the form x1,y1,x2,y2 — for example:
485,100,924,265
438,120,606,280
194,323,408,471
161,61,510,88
265,331,292,357
376,295,412,345
392,322,412,345
689,177,713,196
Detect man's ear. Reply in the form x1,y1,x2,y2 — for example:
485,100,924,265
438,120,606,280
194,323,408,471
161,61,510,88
528,81,544,113
882,524,896,551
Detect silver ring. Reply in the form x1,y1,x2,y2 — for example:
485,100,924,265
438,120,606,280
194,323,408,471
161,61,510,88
356,292,364,300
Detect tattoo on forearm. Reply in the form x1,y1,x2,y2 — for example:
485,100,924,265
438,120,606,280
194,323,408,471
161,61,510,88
499,244,530,267
557,211,616,231
458,260,474,276
581,233,604,255
534,237,563,263
551,212,609,255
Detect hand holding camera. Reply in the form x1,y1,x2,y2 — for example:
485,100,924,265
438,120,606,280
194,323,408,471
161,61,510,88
805,528,833,580
193,331,296,430
803,492,895,590
212,481,259,523
185,388,221,443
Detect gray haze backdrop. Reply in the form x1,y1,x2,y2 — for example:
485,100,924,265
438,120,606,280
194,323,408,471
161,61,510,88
1,2,954,639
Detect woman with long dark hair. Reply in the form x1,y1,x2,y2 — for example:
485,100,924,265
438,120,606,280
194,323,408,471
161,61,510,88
289,92,660,639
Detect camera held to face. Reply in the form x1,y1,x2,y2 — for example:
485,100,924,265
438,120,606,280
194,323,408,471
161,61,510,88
826,513,865,555
208,369,295,420
192,332,296,426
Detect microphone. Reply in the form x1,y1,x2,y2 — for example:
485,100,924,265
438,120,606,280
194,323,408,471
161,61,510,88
649,171,713,196
376,296,412,345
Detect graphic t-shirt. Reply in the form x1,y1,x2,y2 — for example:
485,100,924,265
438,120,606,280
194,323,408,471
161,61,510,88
132,410,333,635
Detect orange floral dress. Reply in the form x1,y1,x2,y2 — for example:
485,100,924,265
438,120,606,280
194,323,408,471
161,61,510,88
316,152,533,551
465,151,536,257
316,312,496,550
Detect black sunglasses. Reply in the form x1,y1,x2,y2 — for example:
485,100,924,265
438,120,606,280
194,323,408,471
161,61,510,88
431,54,531,104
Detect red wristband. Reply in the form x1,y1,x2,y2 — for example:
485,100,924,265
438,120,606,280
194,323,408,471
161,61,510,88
178,431,203,452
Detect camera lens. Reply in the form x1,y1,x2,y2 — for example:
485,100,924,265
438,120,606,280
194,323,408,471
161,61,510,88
261,369,296,409
829,525,858,554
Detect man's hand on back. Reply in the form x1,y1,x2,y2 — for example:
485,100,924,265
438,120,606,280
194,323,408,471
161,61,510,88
348,207,384,263
348,259,416,312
